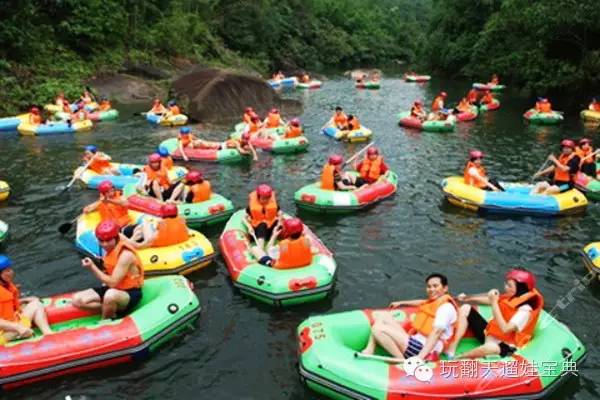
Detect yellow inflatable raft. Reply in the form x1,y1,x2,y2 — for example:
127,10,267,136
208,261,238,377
18,120,93,136
0,181,9,201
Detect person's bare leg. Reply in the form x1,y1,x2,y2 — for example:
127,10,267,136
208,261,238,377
371,323,407,359
446,304,471,357
101,289,131,319
72,289,102,313
21,298,53,335
457,341,500,359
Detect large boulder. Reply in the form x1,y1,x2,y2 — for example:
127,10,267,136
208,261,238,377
172,68,301,124
87,73,167,104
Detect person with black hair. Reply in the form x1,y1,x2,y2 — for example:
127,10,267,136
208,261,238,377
361,273,457,360
445,268,544,359
464,150,504,191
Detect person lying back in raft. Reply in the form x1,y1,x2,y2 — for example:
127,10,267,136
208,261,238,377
354,146,389,184
243,184,282,250
148,97,167,115
534,97,552,113
84,180,132,228
361,273,457,360
80,90,95,104
29,106,43,125
576,138,598,177
445,268,543,359
531,139,580,195
489,74,500,85
72,220,144,319
98,96,112,111
70,101,90,123
249,218,319,269
177,127,258,162
0,255,53,343
321,155,366,191
464,150,504,191
283,118,303,138
589,98,600,112
467,89,479,105
83,145,120,175
479,90,494,106
328,106,348,130
171,170,212,204
164,100,181,118
121,204,190,250
137,153,182,202
410,100,426,121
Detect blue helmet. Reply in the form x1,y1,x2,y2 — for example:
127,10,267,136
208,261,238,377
157,147,169,157
85,145,98,153
0,255,12,271
168,100,176,106
180,127,191,134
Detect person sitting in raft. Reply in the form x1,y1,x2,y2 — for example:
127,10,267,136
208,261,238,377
122,204,190,250
0,255,53,343
464,150,504,191
82,145,120,175
355,147,389,184
489,74,500,85
245,115,265,136
431,91,448,113
445,268,543,359
410,100,426,121
249,218,319,269
272,71,285,81
72,220,144,320
80,90,94,104
284,118,303,138
55,91,68,108
531,139,580,195
29,106,43,125
346,115,361,131
299,72,311,83
328,106,348,130
589,98,600,112
467,89,479,105
227,132,258,161
371,72,381,82
479,90,495,106
171,170,212,204
321,154,366,191
243,107,256,124
534,97,552,113
138,153,182,202
164,100,181,118
149,97,167,115
576,138,597,177
455,97,472,113
243,184,282,250
83,180,132,228
361,273,457,360
263,108,283,129
70,101,90,122
98,96,112,111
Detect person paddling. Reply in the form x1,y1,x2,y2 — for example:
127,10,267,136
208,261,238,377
321,155,366,191
531,139,580,195
463,150,503,191
354,147,389,184
576,138,597,177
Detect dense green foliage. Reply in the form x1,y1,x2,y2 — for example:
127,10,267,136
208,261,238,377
422,0,600,94
0,0,428,114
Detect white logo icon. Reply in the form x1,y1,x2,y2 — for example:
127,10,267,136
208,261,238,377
402,356,433,382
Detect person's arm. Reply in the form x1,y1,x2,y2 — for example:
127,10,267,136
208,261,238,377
105,196,128,207
83,199,101,213
416,327,444,359
456,292,491,304
82,251,135,288
178,140,189,161
487,289,518,333
0,318,32,337
389,299,425,308
534,165,555,178
547,155,569,172
248,143,258,161
467,168,499,191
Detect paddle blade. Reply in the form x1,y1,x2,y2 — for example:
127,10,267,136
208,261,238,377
58,221,73,234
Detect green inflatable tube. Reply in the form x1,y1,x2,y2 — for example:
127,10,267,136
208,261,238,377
0,219,7,245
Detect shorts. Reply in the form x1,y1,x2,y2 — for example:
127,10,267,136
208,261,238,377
404,336,424,358
147,182,178,199
93,286,143,318
258,255,274,267
467,308,515,357
553,180,571,192
581,163,596,177
253,221,277,240
0,315,32,345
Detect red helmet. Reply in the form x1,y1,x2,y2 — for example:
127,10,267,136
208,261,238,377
186,170,203,183
290,118,300,126
283,218,303,236
579,138,592,145
415,100,423,106
506,268,536,291
560,139,575,149
367,147,379,156
148,153,162,163
440,92,448,98
270,108,279,114
245,107,254,113
95,220,120,241
98,180,114,194
162,204,179,218
31,106,40,114
251,115,260,122
469,150,484,159
256,184,273,198
241,132,251,142
328,154,343,165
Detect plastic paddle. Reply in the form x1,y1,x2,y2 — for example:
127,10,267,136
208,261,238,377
58,155,97,194
58,216,78,234
529,158,550,184
354,352,405,364
344,142,375,166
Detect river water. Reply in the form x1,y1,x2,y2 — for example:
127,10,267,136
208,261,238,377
1,74,599,399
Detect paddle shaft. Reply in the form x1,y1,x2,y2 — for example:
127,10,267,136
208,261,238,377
530,158,550,183
354,352,404,364
62,155,96,192
344,142,375,166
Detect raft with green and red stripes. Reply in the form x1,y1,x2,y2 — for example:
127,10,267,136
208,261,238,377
523,109,564,125
0,219,7,245
298,305,586,400
230,128,309,154
159,138,245,163
479,98,501,112
0,275,200,390
219,210,337,306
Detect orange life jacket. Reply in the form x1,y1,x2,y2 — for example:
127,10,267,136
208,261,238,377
248,121,261,134
539,102,552,113
457,99,470,112
591,103,600,112
348,118,361,130
333,113,347,127
481,93,494,104
490,77,499,85
103,241,144,290
189,181,211,203
29,114,42,125
151,104,165,114
266,113,281,128
321,164,336,190
179,134,196,147
359,156,383,181
410,294,458,349
0,282,20,322
576,146,594,166
88,157,111,174
161,156,174,170
248,191,278,227
151,216,190,247
169,105,181,115
554,153,576,182
99,101,111,111
285,125,303,138
98,193,131,227
63,103,71,113
468,90,478,103
431,96,444,112
411,105,424,117
463,161,487,188
275,236,313,269
485,289,544,347
243,113,253,124
144,164,171,188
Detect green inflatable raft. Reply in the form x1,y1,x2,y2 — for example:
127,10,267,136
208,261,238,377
0,219,7,245
397,111,456,132
298,306,586,400
523,109,564,125
219,210,337,306
159,137,245,163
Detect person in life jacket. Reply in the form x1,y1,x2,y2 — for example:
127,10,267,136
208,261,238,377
371,72,381,82
589,98,600,112
149,97,167,115
410,100,426,121
83,145,119,175
446,268,543,359
0,255,53,344
535,97,552,113
164,100,181,118
263,108,283,129
531,139,581,195
463,150,503,191
283,118,303,138
249,218,319,269
321,154,366,191
328,106,348,130
243,107,256,124
361,273,457,360
479,90,494,106
157,147,174,170
72,220,144,319
98,96,112,111
345,115,361,131
299,72,311,83
83,180,132,228
176,127,216,161
29,106,43,125
80,90,94,104
455,97,472,113
139,153,182,202
576,138,597,177
355,147,389,184
62,99,72,113
431,92,447,112
171,170,212,204
124,204,190,249
224,132,258,161
70,101,90,122
467,89,479,105
55,91,67,107
489,74,500,85
243,184,282,250
272,71,285,81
